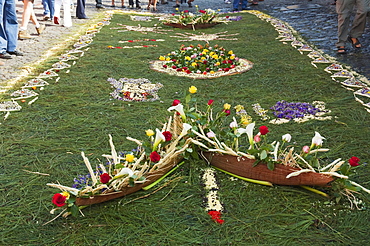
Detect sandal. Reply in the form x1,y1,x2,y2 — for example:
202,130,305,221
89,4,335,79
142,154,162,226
337,46,346,54
347,36,361,48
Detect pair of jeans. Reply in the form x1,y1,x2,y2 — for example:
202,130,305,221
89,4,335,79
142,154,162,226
0,0,18,53
42,0,55,18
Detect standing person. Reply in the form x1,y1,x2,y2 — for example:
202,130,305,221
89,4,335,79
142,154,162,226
42,0,54,20
336,0,367,54
0,0,22,59
18,0,46,39
96,0,104,8
128,0,140,9
76,0,88,19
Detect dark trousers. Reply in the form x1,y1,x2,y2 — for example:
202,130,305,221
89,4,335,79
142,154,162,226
76,0,87,18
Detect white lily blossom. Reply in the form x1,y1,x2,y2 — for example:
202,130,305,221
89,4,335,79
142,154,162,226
116,168,134,178
180,123,192,136
311,131,325,147
167,103,186,121
152,128,166,151
282,133,292,142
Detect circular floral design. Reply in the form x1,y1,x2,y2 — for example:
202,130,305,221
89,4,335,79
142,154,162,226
150,44,253,79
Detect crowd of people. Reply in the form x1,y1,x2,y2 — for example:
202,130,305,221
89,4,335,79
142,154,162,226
0,0,369,66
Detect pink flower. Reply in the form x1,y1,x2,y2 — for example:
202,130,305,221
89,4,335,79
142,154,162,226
254,134,261,143
259,126,269,135
207,131,216,138
302,146,310,153
349,156,360,167
223,109,230,116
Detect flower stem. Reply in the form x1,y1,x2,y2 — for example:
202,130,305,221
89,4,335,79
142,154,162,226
212,166,273,186
142,161,185,190
300,185,329,197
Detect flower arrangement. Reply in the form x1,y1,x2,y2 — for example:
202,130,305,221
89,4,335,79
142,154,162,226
159,44,240,75
47,117,192,217
167,86,370,205
162,7,229,27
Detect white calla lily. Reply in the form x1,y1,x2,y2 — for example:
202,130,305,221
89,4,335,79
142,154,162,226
282,133,292,142
115,168,134,178
181,123,192,136
168,103,186,121
311,131,325,147
152,128,166,151
245,122,255,147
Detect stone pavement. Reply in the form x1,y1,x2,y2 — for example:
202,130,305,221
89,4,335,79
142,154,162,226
0,0,369,86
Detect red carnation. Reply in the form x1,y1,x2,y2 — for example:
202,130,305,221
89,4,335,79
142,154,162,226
259,126,269,135
52,193,67,207
172,99,181,106
172,65,177,69
150,151,161,163
208,99,214,106
162,131,172,141
100,173,111,184
349,156,360,167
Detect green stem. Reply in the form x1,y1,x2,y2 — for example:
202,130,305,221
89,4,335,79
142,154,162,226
300,185,329,198
212,166,273,186
142,161,185,190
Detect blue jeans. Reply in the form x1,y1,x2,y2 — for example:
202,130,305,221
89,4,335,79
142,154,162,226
233,0,247,9
0,0,18,53
42,0,55,18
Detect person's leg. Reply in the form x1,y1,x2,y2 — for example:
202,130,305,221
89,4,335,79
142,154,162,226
53,0,62,24
335,0,355,48
62,0,72,27
232,0,240,10
76,0,87,18
348,0,367,39
20,0,33,30
4,0,19,52
42,0,50,19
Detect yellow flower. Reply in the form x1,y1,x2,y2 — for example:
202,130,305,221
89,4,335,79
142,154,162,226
61,191,70,199
228,50,233,55
212,54,219,59
200,57,206,60
224,103,231,110
210,71,215,74
166,57,171,61
189,86,197,94
230,55,235,60
215,62,220,66
234,105,244,112
209,51,215,56
191,62,197,67
125,154,135,163
241,115,252,125
176,7,179,10
146,129,155,137
202,49,209,54
159,56,165,61
185,56,191,61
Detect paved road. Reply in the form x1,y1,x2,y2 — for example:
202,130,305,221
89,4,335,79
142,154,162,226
0,0,369,86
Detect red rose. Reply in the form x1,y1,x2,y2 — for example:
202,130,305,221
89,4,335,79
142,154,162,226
128,40,133,42
176,68,182,72
52,193,67,207
184,10,189,13
150,151,161,163
223,68,230,72
203,71,207,75
208,99,214,106
163,65,168,68
172,99,181,106
349,156,360,167
259,126,269,135
182,67,188,70
172,65,177,69
162,131,172,141
186,70,191,74
203,60,208,64
100,173,111,184
223,109,230,116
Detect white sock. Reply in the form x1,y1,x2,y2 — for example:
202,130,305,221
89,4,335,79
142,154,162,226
19,27,27,31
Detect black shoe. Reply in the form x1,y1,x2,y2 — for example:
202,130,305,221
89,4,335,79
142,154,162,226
96,4,105,8
173,4,180,7
7,50,24,56
242,7,251,10
0,52,12,59
136,5,141,8
78,16,89,19
232,8,238,11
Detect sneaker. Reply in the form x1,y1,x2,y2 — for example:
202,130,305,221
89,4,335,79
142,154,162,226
36,24,46,35
7,50,24,56
0,52,12,59
18,30,32,40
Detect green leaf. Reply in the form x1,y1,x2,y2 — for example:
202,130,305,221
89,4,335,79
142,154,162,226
260,150,268,159
70,204,79,217
267,161,275,171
